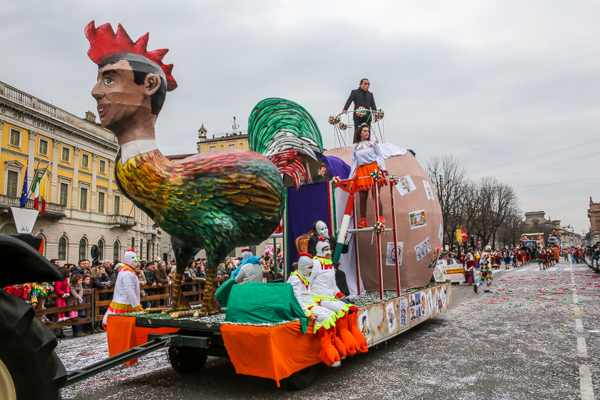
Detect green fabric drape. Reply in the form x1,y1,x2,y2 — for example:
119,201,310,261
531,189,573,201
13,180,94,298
224,282,309,333
215,278,237,307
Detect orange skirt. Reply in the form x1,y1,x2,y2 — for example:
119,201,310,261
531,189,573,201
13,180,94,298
355,162,388,192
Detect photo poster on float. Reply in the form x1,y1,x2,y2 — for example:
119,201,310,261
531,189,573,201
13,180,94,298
386,301,397,334
358,307,372,346
409,209,427,229
409,292,426,322
395,175,416,196
399,298,408,327
423,180,434,200
386,241,403,266
434,289,441,312
429,245,442,268
414,237,432,262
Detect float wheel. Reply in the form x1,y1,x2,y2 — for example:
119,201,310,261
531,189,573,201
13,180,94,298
168,346,208,374
281,364,318,390
0,289,66,400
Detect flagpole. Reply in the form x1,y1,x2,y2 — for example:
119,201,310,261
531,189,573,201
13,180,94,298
26,159,42,201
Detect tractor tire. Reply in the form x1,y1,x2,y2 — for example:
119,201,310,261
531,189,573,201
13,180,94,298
0,289,67,400
168,346,208,374
281,364,318,390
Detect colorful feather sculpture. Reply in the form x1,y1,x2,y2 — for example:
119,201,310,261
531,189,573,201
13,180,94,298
248,98,324,188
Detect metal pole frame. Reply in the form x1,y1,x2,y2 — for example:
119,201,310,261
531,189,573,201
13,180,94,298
353,192,361,296
390,182,401,295
372,178,384,300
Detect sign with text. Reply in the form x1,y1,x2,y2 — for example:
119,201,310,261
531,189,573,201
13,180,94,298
11,207,39,234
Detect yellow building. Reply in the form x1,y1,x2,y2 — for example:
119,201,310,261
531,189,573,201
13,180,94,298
0,81,160,263
196,118,249,154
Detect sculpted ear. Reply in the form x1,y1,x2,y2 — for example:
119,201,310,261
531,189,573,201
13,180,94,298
144,73,161,96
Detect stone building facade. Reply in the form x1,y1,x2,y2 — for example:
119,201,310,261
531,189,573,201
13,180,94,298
588,197,600,242
0,81,160,264
196,118,248,154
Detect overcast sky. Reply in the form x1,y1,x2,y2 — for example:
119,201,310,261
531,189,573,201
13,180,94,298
2,1,598,233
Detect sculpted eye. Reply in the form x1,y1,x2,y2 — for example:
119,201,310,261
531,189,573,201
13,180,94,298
104,78,114,86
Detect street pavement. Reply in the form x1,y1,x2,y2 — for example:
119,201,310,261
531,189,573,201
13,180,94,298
57,259,600,400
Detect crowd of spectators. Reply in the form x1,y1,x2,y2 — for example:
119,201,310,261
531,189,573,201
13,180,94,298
3,250,287,339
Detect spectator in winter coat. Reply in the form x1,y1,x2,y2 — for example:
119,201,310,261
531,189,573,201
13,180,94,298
71,259,91,278
68,275,86,337
92,267,112,289
197,264,207,280
153,262,170,286
54,267,71,323
135,264,151,309
216,263,229,281
153,262,170,305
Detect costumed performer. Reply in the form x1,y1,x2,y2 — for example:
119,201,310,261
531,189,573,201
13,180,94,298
350,124,387,228
307,220,350,295
288,253,342,367
474,247,493,294
464,251,475,285
102,249,143,326
535,246,546,270
342,78,377,128
233,248,263,284
310,238,368,354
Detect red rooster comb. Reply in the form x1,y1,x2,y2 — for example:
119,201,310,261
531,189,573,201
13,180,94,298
318,237,326,242
298,253,313,258
85,21,177,91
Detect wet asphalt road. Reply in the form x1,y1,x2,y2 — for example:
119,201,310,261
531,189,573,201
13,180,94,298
57,259,600,400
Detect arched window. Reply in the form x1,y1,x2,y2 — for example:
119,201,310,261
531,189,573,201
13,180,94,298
97,239,105,260
79,237,87,261
58,236,68,260
113,240,120,262
35,232,47,256
0,223,17,235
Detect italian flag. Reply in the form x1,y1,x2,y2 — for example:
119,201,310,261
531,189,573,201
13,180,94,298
32,171,47,215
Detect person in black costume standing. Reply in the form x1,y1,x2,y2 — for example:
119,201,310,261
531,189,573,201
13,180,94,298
342,78,377,129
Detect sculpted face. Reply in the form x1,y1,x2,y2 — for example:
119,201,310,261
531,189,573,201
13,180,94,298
91,58,160,142
315,221,329,238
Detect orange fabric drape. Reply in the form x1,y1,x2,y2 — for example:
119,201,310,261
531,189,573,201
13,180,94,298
106,315,179,366
221,321,321,386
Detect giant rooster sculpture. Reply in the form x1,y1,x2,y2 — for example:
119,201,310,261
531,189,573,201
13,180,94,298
85,22,322,314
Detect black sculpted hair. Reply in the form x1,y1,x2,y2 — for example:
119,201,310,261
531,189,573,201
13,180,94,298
98,53,167,115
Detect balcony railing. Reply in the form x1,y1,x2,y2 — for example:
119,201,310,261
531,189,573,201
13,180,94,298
108,214,136,227
0,195,66,218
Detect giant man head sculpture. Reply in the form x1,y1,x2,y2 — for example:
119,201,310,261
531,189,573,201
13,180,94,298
85,21,177,144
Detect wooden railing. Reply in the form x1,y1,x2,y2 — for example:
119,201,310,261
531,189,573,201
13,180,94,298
33,289,93,330
27,281,207,332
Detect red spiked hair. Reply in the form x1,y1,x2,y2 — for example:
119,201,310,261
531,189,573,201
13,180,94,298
85,21,177,91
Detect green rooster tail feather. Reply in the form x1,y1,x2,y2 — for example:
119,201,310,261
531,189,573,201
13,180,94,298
248,98,324,155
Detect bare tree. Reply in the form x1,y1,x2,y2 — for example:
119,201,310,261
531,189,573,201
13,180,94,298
425,155,468,248
470,177,519,247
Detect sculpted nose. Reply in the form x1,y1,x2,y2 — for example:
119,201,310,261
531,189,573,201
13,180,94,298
91,82,104,100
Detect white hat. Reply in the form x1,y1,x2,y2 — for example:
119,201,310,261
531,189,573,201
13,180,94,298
316,237,330,257
241,248,253,259
297,253,314,278
124,249,138,268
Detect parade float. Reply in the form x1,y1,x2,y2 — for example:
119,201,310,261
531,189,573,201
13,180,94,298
0,21,452,399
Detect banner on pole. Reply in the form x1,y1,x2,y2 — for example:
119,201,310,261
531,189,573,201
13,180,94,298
11,207,39,234
456,229,467,243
